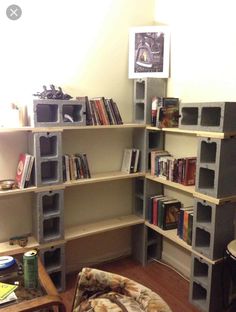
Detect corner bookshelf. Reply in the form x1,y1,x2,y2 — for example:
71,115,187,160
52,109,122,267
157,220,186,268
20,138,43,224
0,122,146,291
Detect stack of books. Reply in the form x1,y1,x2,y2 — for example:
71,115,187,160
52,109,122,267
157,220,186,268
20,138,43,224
77,96,123,126
62,153,91,181
151,97,179,128
121,148,140,174
147,194,182,230
15,153,35,189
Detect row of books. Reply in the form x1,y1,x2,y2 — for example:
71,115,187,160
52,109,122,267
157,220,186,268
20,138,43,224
62,153,91,181
150,150,197,186
177,207,194,246
15,153,35,189
147,194,182,230
77,96,123,126
151,97,179,128
121,148,140,174
147,194,194,245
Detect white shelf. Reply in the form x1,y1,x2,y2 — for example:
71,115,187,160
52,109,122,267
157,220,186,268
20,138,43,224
145,173,236,205
146,126,236,139
0,171,145,197
65,214,144,241
0,123,146,134
0,236,39,257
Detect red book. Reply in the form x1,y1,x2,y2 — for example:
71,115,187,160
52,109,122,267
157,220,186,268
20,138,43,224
15,153,32,189
182,157,196,186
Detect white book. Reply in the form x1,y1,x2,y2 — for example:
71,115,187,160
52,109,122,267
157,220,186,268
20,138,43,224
121,149,133,173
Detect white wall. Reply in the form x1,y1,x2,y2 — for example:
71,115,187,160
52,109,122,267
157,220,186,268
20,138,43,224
0,0,156,123
155,0,236,102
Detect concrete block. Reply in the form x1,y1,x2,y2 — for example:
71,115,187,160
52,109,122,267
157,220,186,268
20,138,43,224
133,78,167,124
179,102,236,132
33,191,64,244
30,99,86,127
195,137,236,197
189,255,229,312
192,198,235,260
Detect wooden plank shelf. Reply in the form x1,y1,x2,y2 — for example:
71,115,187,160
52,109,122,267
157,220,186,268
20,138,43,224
0,236,39,257
65,214,144,241
0,124,146,134
145,173,236,204
145,221,222,265
0,172,145,197
146,126,236,139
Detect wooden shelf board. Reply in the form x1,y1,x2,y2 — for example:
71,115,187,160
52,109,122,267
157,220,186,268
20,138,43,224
64,171,145,187
145,222,221,265
0,236,39,256
145,173,236,204
65,215,144,241
0,124,146,134
0,186,37,197
145,173,195,194
146,126,236,138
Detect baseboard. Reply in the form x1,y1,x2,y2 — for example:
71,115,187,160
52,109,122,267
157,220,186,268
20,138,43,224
66,247,131,273
162,250,191,279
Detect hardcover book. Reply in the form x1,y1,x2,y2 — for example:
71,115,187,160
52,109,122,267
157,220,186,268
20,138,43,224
162,200,181,230
15,153,32,189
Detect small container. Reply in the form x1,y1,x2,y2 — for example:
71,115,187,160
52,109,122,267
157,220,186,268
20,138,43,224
23,250,38,289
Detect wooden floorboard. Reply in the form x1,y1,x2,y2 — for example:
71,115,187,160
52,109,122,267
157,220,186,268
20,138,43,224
60,256,201,312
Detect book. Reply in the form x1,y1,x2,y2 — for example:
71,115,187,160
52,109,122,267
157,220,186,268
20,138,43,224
15,153,32,189
182,157,197,186
121,149,133,173
177,207,194,239
0,282,17,300
0,291,17,306
151,96,158,126
156,97,179,128
24,155,35,187
162,200,181,230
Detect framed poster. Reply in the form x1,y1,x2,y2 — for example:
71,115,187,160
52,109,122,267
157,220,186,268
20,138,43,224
128,26,170,78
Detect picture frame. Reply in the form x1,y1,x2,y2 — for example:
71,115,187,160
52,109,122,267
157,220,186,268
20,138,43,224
128,26,170,79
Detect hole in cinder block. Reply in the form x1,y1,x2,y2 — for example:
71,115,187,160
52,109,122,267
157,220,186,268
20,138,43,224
62,104,83,123
43,217,60,240
40,135,58,157
201,107,221,127
198,167,215,190
49,271,62,290
36,104,59,123
44,248,62,269
192,282,207,301
136,80,145,99
135,102,145,122
193,258,209,278
195,227,211,248
181,107,198,125
42,193,60,215
41,161,58,183
196,202,212,223
200,141,217,163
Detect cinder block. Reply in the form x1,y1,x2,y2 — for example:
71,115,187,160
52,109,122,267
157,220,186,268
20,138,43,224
195,137,236,197
39,243,66,291
133,78,166,124
179,102,236,132
192,199,235,260
189,255,229,312
33,190,64,244
28,132,63,186
30,99,86,127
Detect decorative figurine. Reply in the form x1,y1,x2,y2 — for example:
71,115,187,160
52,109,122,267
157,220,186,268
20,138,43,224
33,85,73,100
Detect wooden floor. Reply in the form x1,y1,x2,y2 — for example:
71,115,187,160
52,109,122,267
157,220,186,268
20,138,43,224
60,256,201,312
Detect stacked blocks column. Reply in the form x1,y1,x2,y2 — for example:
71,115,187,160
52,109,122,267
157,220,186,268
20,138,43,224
195,136,236,198
179,101,236,132
192,199,235,260
33,189,64,244
133,78,166,124
39,243,66,292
